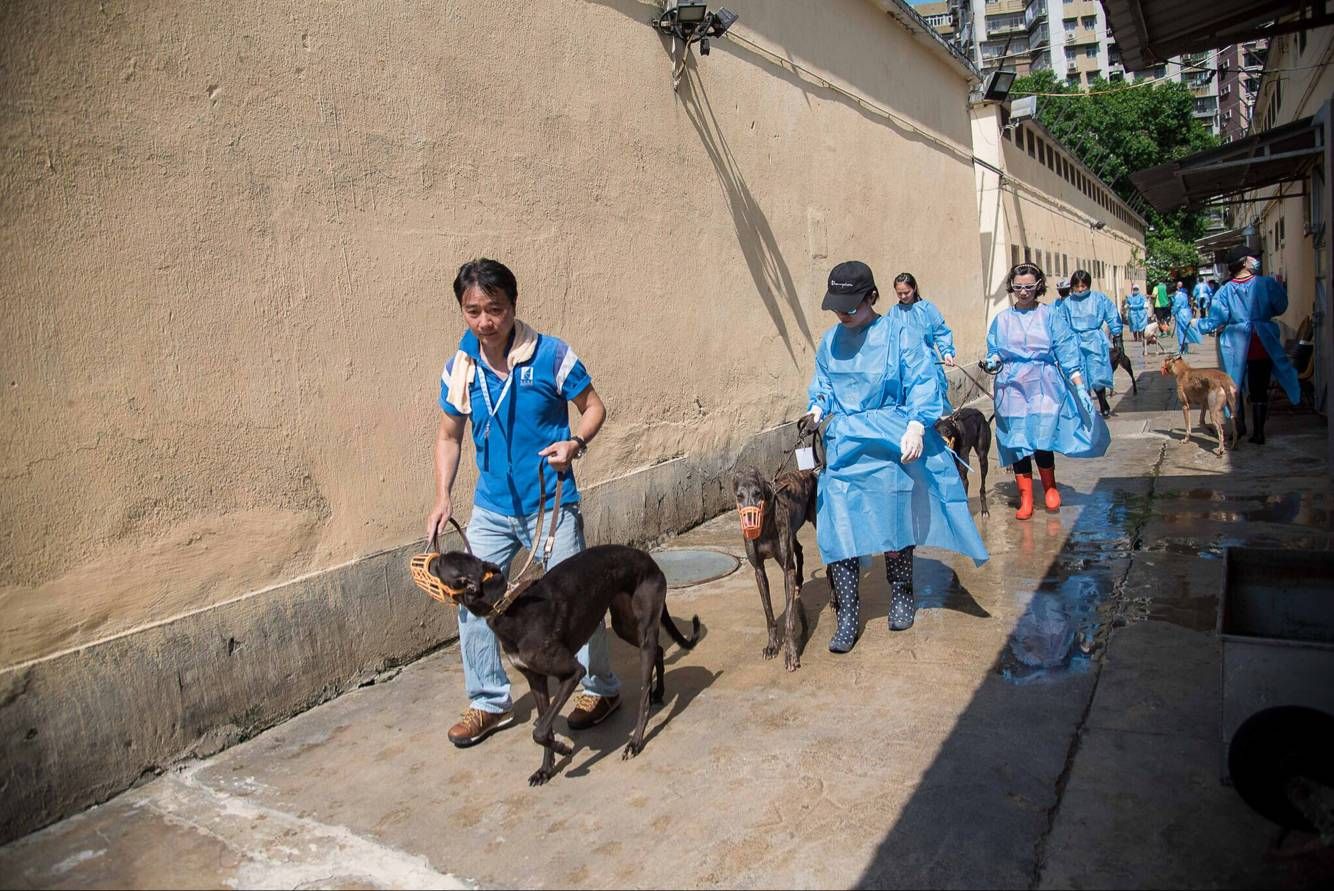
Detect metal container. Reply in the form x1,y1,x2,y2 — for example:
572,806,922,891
1219,547,1334,785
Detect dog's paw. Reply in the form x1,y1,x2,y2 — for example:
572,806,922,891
761,644,778,660
622,740,643,760
549,739,572,757
528,768,553,786
783,650,801,672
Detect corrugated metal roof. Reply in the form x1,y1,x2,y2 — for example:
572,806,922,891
1100,0,1307,70
1129,116,1322,212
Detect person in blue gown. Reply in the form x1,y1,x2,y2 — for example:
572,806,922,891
1172,281,1201,354
1124,285,1150,344
890,272,957,412
1192,278,1213,320
1199,245,1301,444
801,261,988,653
1054,269,1123,417
981,263,1110,521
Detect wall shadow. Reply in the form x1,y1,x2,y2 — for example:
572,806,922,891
678,67,813,363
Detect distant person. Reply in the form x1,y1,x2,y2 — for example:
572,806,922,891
1124,285,1150,343
1193,277,1213,319
1152,280,1171,325
1054,269,1123,417
981,262,1109,521
1172,281,1200,354
1199,246,1302,445
890,272,957,413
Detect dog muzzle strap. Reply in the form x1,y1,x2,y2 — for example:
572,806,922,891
409,517,475,604
738,502,764,541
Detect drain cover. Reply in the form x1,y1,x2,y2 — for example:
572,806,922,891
651,547,741,588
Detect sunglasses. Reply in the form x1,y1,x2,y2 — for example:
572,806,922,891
1012,284,1040,292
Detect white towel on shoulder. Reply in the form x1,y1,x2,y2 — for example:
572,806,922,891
442,319,540,415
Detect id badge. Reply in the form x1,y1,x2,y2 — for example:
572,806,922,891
795,447,816,470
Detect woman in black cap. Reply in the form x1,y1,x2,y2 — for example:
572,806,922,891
800,261,987,653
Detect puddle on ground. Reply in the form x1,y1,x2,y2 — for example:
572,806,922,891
996,574,1111,685
1154,490,1331,528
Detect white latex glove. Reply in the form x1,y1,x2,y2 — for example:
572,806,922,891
942,354,957,368
899,420,925,463
806,405,823,424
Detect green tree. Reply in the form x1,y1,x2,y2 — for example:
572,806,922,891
1011,70,1220,279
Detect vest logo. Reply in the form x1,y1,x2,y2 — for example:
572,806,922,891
518,366,535,386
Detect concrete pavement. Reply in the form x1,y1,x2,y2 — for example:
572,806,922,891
3,343,1333,889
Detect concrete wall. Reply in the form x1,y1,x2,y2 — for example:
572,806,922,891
1250,27,1334,334
998,120,1147,318
1,0,983,670
0,0,991,841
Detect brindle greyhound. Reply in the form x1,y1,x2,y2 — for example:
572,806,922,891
733,465,818,671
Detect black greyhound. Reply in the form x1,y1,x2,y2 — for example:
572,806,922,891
933,407,992,517
429,544,699,786
1108,341,1138,395
733,465,818,671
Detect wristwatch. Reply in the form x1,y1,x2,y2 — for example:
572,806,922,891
570,435,588,459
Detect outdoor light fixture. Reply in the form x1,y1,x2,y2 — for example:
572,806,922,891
979,69,1017,103
651,1,739,88
1091,220,1107,230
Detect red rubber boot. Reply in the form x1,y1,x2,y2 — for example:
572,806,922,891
1015,472,1035,520
1039,466,1061,512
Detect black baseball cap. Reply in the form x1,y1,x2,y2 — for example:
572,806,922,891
1225,244,1260,266
822,260,877,313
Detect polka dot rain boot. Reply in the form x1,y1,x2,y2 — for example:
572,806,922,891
886,547,916,631
828,558,861,654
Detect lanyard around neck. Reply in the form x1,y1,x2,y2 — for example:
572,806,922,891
476,364,514,440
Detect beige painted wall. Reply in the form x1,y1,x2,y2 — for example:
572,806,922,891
998,121,1146,315
0,0,988,668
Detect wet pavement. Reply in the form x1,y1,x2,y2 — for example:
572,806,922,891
3,346,1333,889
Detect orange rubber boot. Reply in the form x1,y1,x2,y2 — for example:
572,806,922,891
1015,472,1035,520
1039,466,1061,511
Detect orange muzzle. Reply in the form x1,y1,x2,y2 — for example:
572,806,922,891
737,502,765,541
410,552,463,604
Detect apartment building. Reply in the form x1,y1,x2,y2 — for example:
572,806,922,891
919,0,1223,135
1218,40,1269,142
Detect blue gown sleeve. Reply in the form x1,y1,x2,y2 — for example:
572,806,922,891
807,335,834,414
1102,294,1123,335
1263,277,1289,317
1047,306,1084,379
1199,283,1230,334
986,315,1001,361
930,304,957,359
898,325,944,426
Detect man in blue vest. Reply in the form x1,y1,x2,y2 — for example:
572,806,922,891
428,258,621,747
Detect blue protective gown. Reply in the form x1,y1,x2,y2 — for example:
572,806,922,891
1198,275,1301,404
892,297,957,411
986,303,1111,467
1053,290,1122,390
1172,290,1202,352
1125,293,1150,332
1193,281,1212,318
808,314,988,567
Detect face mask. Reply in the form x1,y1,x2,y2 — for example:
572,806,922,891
1247,257,1262,274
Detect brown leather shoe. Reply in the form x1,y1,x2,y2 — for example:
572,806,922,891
447,707,514,748
566,693,621,731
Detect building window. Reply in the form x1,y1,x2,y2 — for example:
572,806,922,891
1085,45,1096,58
1024,246,1032,263
1012,244,1022,268
1027,129,1036,157
1080,14,1096,28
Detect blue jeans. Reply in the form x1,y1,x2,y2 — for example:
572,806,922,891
459,503,621,713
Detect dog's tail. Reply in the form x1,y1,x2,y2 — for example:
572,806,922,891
660,608,701,650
